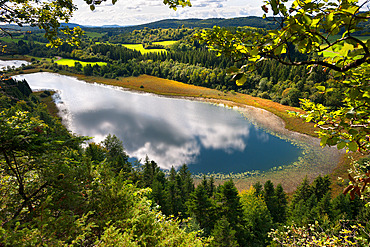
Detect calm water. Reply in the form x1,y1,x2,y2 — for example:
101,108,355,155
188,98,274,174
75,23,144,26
14,72,302,173
0,60,30,70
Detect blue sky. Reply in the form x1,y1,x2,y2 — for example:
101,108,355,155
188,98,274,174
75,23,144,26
71,0,265,26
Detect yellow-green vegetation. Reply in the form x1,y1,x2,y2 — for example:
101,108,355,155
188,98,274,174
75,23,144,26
153,40,178,46
85,31,106,38
122,43,167,54
0,35,24,43
55,58,107,67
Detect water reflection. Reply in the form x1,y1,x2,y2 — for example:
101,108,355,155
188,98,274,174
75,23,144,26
0,60,30,70
14,72,301,173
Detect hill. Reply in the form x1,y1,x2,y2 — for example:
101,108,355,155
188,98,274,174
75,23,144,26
83,16,279,32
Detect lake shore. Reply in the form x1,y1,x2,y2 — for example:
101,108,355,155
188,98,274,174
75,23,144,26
8,67,348,193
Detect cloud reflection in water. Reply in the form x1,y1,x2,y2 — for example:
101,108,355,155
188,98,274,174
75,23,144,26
15,72,301,173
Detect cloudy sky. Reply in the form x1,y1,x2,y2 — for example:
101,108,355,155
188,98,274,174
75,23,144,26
70,0,265,26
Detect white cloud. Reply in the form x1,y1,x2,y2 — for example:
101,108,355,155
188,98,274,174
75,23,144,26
70,0,265,26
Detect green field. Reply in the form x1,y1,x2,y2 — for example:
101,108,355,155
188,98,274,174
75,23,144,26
55,58,107,67
122,41,178,54
85,31,106,38
0,36,24,43
122,44,167,54
153,40,178,46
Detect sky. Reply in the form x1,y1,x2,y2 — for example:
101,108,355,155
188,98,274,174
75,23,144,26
70,0,265,26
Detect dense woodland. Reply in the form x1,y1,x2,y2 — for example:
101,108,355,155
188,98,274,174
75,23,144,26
2,23,341,109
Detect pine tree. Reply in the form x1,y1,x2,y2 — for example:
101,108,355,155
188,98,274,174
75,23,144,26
311,175,331,201
263,180,279,223
217,180,249,246
275,184,288,224
187,183,216,234
210,216,239,247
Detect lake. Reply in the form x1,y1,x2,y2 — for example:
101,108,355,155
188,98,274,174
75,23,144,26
0,60,30,71
14,72,303,174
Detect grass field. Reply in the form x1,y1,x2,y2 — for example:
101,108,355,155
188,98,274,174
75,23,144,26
55,58,107,67
122,40,178,54
122,44,167,54
85,31,106,38
0,36,24,43
153,40,178,46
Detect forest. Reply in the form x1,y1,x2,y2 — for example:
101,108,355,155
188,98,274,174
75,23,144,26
2,24,340,109
2,0,370,245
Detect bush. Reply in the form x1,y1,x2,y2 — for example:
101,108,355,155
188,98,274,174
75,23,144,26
280,97,289,105
259,92,270,99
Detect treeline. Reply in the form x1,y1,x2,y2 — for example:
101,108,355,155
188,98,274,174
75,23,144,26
83,16,280,33
104,27,196,44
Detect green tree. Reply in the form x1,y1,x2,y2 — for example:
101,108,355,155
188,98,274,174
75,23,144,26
101,134,131,175
217,180,250,246
187,183,216,234
209,216,239,247
83,64,94,76
263,180,279,223
240,187,273,246
0,109,84,223
274,184,288,224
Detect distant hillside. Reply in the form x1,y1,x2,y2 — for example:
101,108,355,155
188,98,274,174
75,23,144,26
84,16,279,32
128,17,279,29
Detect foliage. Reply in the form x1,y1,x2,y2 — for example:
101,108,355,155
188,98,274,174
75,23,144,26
0,0,84,47
269,222,370,246
209,216,239,247
343,157,370,203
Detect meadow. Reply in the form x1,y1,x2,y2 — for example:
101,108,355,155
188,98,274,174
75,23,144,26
54,58,107,67
0,35,24,43
85,31,106,38
122,40,178,54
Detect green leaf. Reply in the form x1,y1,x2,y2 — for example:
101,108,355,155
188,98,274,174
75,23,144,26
316,86,326,91
226,66,239,74
348,142,358,152
271,0,279,15
337,141,346,150
348,129,358,135
236,74,247,86
320,136,328,146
